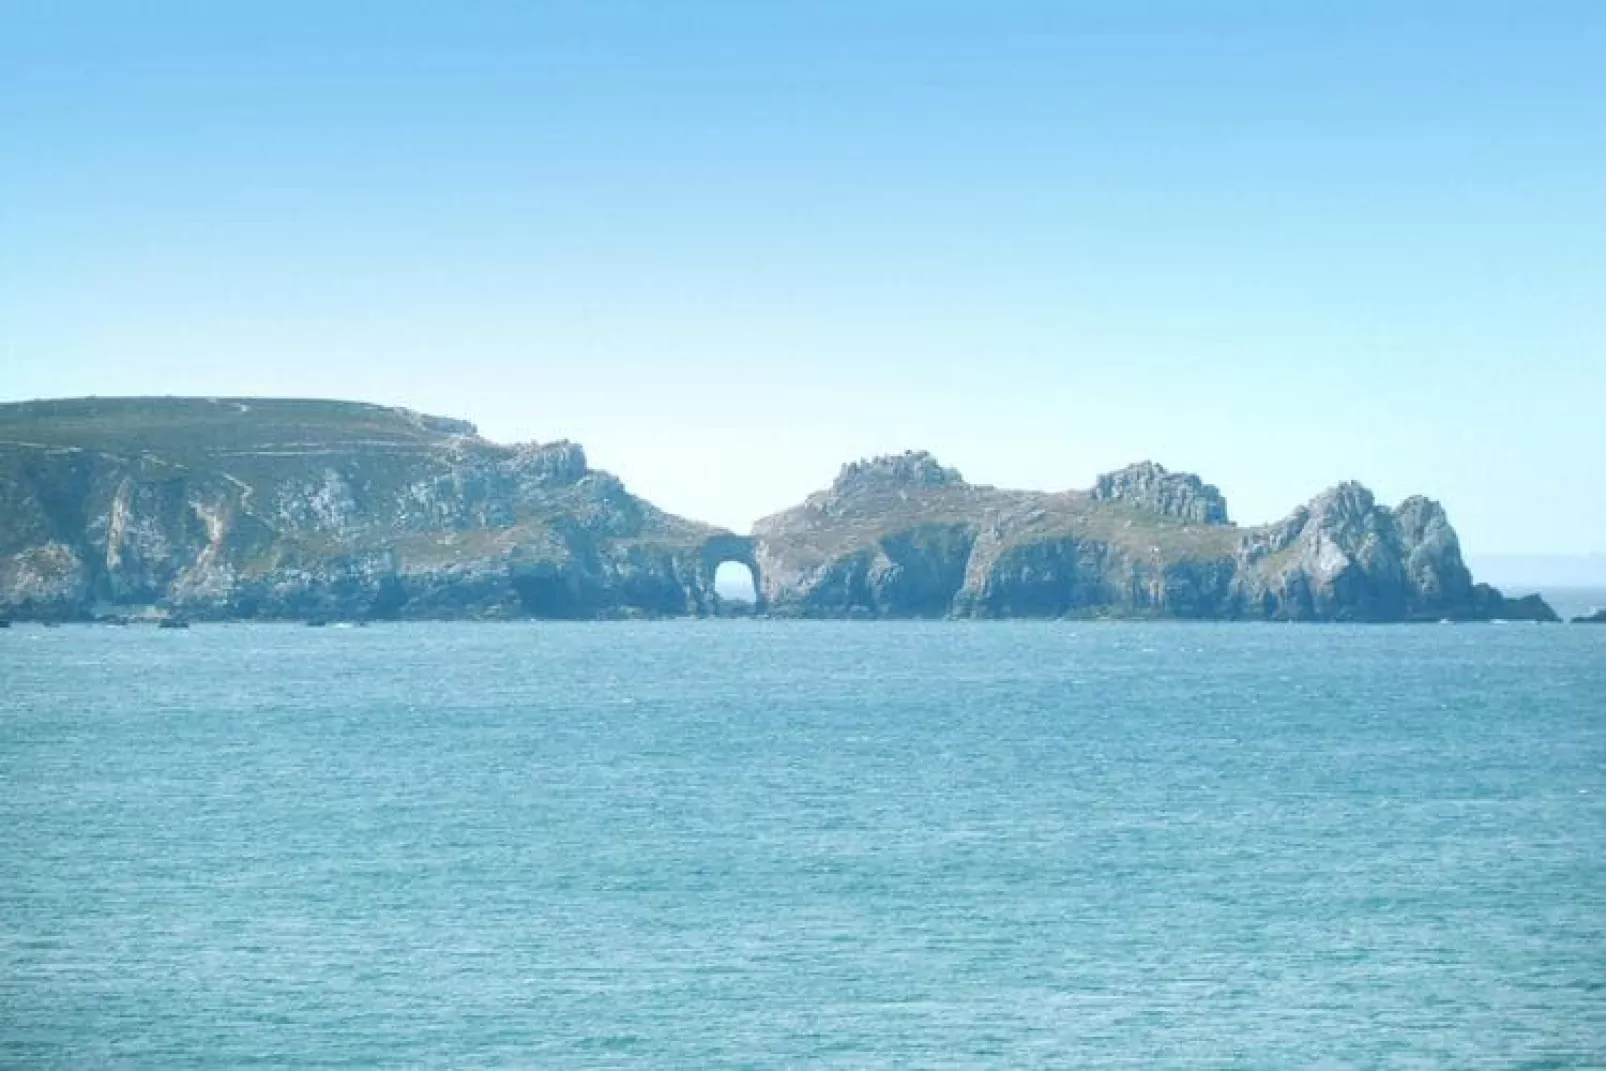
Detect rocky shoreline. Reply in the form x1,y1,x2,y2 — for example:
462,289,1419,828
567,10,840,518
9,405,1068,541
0,397,1569,624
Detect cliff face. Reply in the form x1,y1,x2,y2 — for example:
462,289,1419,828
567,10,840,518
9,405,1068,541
1092,461,1229,524
1224,484,1531,621
752,455,1557,622
0,398,1557,623
0,398,750,620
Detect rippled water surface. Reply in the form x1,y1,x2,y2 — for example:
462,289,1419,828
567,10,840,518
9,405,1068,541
3,622,1603,1066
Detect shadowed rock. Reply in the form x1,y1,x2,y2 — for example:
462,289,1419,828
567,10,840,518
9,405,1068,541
754,453,1556,622
0,398,1558,623
0,398,737,620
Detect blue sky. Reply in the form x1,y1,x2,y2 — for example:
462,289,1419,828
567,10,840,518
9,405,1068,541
2,1,1602,557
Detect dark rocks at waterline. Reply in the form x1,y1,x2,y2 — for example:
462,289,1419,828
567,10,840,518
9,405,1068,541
1485,593,1561,623
0,396,1562,625
0,397,744,624
1572,608,1606,624
753,455,1560,624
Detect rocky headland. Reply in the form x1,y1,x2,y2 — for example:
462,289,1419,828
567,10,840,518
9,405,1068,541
751,453,1556,622
0,397,1561,623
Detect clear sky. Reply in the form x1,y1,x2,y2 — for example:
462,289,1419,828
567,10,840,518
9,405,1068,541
3,2,1602,557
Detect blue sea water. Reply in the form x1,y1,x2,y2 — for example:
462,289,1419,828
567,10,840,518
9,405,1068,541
2,622,1603,1067
1541,587,1606,623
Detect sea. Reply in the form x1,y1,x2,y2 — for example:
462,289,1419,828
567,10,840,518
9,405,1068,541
3,618,1603,1067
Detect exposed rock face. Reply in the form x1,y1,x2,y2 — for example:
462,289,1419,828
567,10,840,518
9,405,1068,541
753,454,1557,622
0,398,756,620
826,451,964,503
751,454,1000,618
0,397,1556,623
1093,461,1229,525
1572,608,1606,624
1223,485,1557,621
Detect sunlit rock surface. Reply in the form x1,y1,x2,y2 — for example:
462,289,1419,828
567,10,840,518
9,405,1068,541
0,398,1555,622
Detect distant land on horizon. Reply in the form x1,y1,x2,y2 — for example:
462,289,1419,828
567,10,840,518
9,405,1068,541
1463,553,1606,591
0,396,1572,624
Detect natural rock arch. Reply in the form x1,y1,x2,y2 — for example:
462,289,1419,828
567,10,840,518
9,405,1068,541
695,534,765,615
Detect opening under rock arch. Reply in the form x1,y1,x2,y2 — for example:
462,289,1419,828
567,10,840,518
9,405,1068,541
713,560,759,614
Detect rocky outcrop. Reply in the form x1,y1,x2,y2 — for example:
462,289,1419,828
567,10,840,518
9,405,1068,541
1093,461,1229,525
1225,486,1558,622
0,397,1558,623
750,454,1000,618
1572,608,1606,624
753,453,1557,622
826,451,964,502
0,397,745,620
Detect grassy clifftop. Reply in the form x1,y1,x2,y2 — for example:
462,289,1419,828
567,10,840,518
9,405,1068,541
748,452,1551,621
0,397,723,619
753,453,1240,572
0,396,478,458
0,399,1558,622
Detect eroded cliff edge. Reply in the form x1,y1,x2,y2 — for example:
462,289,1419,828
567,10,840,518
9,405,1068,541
0,398,1557,622
752,453,1556,622
0,398,751,620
